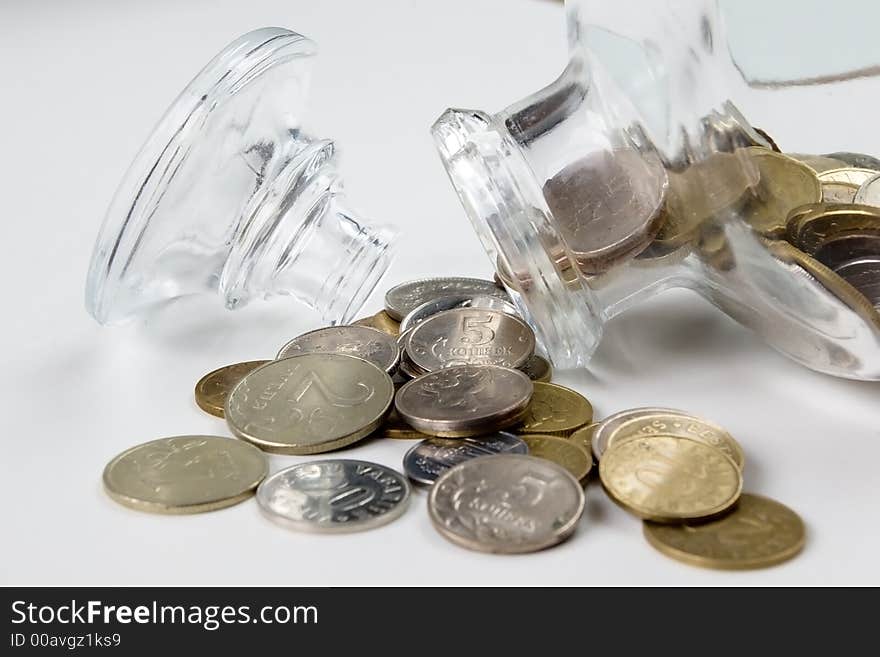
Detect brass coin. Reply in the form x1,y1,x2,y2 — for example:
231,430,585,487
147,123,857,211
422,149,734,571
607,411,744,470
519,353,553,382
520,434,592,482
516,381,593,436
658,151,759,247
103,435,268,514
643,493,805,570
352,310,400,336
225,354,394,455
787,204,880,256
568,422,599,457
741,148,822,237
194,360,271,418
599,435,742,523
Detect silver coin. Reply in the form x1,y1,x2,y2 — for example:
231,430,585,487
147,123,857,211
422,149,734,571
395,365,533,437
257,460,411,533
399,294,519,334
225,353,394,454
824,151,880,172
403,432,528,485
854,172,880,207
591,407,690,462
814,234,880,270
384,277,508,321
428,454,585,553
277,325,399,374
543,149,665,273
406,308,535,372
835,257,880,309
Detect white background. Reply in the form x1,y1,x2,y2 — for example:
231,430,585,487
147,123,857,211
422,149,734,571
1,0,878,586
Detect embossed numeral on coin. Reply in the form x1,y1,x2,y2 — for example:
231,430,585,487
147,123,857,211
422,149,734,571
288,369,373,407
460,313,496,345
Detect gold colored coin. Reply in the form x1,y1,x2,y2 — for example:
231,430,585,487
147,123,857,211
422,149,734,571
194,360,271,418
599,435,742,523
786,204,880,256
520,434,592,482
568,422,599,456
352,310,400,336
103,435,268,514
379,407,427,440
643,493,805,570
658,151,759,247
516,381,593,436
607,411,744,470
741,148,822,237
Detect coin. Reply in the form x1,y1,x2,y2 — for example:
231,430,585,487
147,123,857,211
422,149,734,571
821,182,859,204
658,151,759,247
194,360,271,418
395,365,533,437
352,310,400,336
379,407,428,440
817,167,879,188
606,411,745,470
764,239,880,326
520,434,591,482
399,294,519,334
384,277,508,321
225,354,394,455
545,149,666,273
741,148,822,237
592,407,681,462
516,381,593,436
823,151,880,171
814,234,880,269
789,153,847,174
854,172,880,207
643,494,805,569
568,422,599,456
277,325,400,374
403,432,527,485
428,454,585,553
519,353,552,382
835,257,880,309
786,204,880,256
406,308,535,372
103,436,268,514
599,435,742,522
257,460,410,533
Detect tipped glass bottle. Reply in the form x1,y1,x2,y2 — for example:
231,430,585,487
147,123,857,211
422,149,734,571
86,27,396,326
433,0,880,379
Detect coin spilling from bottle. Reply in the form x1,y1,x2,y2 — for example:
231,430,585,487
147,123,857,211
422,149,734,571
101,275,804,569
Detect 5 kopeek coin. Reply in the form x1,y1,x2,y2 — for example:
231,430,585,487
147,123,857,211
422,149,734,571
103,436,268,514
225,354,394,455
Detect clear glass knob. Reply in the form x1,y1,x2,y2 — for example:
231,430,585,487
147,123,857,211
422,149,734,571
86,27,396,326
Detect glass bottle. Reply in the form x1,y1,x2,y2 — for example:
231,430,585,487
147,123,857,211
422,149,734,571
432,0,880,379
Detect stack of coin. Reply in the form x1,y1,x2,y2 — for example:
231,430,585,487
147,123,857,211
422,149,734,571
101,274,805,569
588,407,804,569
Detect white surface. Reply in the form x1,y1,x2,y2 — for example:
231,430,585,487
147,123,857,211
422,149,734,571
1,0,878,586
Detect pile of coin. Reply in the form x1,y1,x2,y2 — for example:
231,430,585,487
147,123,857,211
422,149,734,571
102,275,804,568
